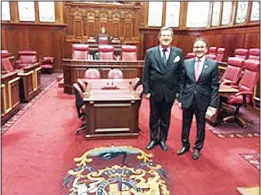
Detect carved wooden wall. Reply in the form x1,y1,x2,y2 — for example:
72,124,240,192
63,2,143,59
141,25,260,61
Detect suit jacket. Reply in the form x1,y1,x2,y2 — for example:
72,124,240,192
142,46,184,102
180,58,219,112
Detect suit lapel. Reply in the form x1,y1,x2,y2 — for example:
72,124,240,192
187,59,196,82
166,47,176,67
197,58,209,82
154,47,165,72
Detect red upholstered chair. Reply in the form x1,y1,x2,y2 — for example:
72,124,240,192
98,36,109,45
84,68,101,79
221,57,244,85
72,44,89,60
184,52,196,59
248,48,260,60
40,57,54,74
98,45,114,60
1,51,14,73
206,54,216,60
1,50,8,55
16,51,37,69
234,48,248,59
209,47,217,55
222,59,259,128
72,83,86,135
121,45,137,61
216,48,225,62
107,69,123,79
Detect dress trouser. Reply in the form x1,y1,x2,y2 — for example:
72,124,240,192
181,99,206,150
149,97,174,142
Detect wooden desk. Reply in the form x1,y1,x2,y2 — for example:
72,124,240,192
83,79,141,139
219,84,239,99
1,71,20,124
17,63,42,102
62,59,144,94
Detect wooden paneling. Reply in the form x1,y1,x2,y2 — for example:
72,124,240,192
1,24,66,71
141,24,259,61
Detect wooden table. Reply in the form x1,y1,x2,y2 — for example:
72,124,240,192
83,79,141,139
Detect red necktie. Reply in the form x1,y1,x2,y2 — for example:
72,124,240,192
195,60,201,81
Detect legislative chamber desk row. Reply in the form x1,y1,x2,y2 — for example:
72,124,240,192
62,59,144,94
1,63,42,124
81,79,141,138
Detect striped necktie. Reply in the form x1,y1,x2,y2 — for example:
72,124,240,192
195,59,201,81
162,48,167,65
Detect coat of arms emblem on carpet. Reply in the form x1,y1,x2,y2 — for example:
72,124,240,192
64,146,170,195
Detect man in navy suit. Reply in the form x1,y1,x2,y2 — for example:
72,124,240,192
177,38,219,159
142,27,184,151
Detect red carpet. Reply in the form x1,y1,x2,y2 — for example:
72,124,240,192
2,84,259,195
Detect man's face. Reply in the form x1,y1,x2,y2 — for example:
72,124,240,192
159,30,173,47
193,40,208,58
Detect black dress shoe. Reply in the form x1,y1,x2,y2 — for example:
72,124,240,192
193,149,200,160
160,141,168,151
177,146,190,155
146,140,157,150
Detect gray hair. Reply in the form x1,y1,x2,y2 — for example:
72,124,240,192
158,26,174,38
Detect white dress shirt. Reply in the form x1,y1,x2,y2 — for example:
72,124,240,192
159,46,170,60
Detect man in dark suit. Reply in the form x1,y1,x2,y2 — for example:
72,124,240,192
177,38,219,159
142,27,184,151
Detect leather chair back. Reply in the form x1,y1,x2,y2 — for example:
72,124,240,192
72,44,89,60
121,45,137,61
84,68,101,79
248,48,260,60
234,48,248,59
221,57,244,85
1,51,14,72
216,48,225,62
206,54,216,60
98,37,109,45
107,69,123,79
239,59,260,92
184,52,196,59
98,45,114,60
72,83,85,118
209,47,217,55
16,51,37,69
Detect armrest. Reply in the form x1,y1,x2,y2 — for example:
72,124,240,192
43,57,54,63
235,91,253,97
15,60,22,64
221,80,232,85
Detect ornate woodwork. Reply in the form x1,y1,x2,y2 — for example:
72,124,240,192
63,2,143,59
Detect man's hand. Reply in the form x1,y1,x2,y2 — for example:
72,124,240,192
205,106,217,120
144,93,151,99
